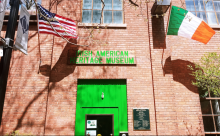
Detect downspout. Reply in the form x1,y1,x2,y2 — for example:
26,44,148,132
43,0,56,134
146,2,158,136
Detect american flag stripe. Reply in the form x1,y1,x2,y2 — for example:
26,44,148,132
39,24,76,33
38,21,76,31
39,28,76,36
53,17,76,26
37,3,77,39
40,29,77,37
38,22,76,32
39,29,77,37
39,27,76,35
39,31,76,39
38,21,76,29
38,25,76,36
54,16,76,25
55,14,76,24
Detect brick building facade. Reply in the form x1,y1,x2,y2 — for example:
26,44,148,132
0,0,220,135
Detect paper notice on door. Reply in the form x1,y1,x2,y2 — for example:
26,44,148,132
86,130,96,136
87,120,97,128
0,46,3,56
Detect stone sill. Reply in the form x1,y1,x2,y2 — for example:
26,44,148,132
210,25,220,29
78,23,127,28
3,10,37,25
5,10,37,15
205,132,220,134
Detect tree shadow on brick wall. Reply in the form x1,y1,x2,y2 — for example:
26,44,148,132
163,56,198,94
183,118,203,135
0,26,44,134
49,0,64,11
1,0,84,134
152,16,166,49
39,39,82,82
8,39,80,134
39,38,115,82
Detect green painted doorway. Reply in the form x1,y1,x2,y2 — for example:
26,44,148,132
75,79,128,136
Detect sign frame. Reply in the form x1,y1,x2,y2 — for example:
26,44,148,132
133,108,151,131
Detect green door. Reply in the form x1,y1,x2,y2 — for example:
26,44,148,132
75,79,128,136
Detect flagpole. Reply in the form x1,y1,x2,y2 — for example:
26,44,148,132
36,1,42,74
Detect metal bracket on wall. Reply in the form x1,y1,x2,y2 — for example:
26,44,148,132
4,38,16,49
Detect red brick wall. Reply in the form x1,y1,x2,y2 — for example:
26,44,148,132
1,0,219,135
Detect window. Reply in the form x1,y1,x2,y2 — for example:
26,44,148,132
200,88,220,135
82,0,123,24
185,0,220,25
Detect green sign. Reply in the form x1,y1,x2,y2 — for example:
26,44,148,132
67,50,136,65
133,108,150,131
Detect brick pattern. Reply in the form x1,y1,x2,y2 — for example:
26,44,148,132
1,0,219,135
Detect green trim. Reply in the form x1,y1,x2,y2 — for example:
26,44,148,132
167,6,188,35
78,79,126,85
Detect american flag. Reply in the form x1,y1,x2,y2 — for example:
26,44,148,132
37,3,77,39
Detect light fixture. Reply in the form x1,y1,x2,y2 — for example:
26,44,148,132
101,92,104,100
151,0,171,15
120,132,128,136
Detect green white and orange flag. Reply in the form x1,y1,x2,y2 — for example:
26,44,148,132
167,6,215,44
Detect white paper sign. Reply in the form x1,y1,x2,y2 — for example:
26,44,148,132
86,130,96,136
0,46,3,56
87,120,97,128
0,0,7,34
14,5,30,55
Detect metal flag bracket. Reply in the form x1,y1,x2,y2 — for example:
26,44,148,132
5,38,14,48
3,38,17,50
0,37,18,57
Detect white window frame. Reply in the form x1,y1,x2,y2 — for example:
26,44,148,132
200,89,220,135
185,0,220,28
80,0,126,28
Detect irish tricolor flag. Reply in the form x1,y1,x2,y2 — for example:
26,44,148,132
167,6,215,44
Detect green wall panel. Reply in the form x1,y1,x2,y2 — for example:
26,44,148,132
75,79,128,136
